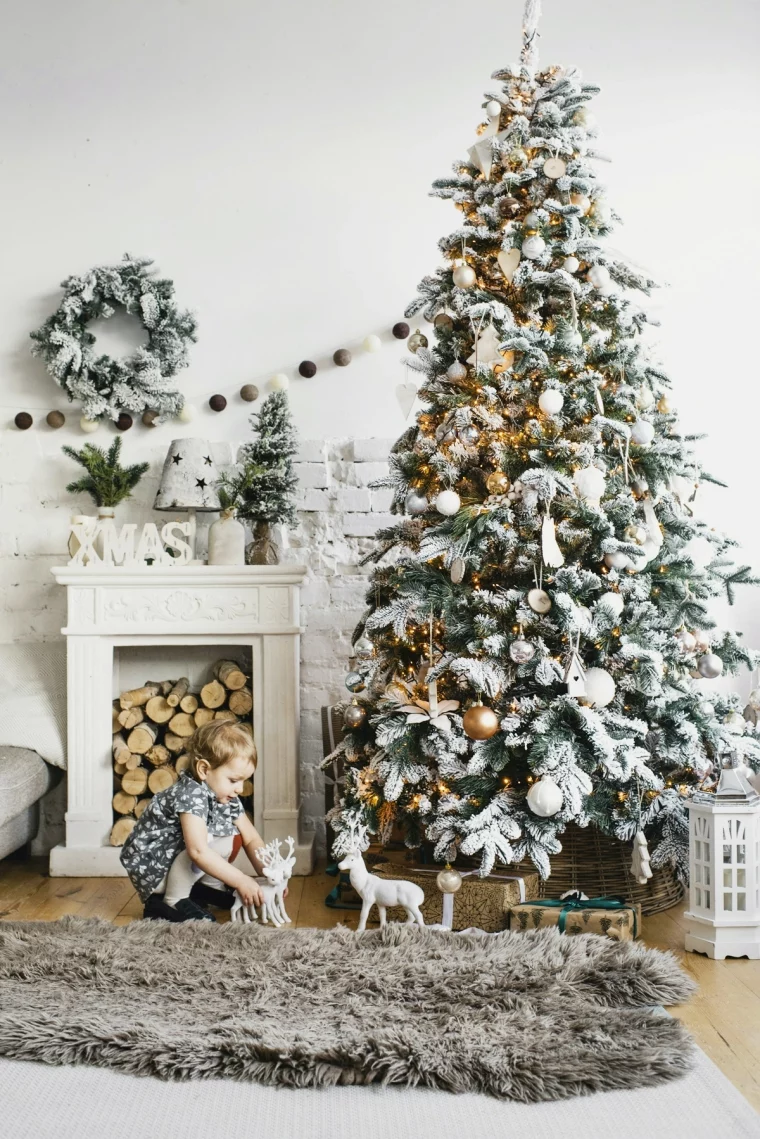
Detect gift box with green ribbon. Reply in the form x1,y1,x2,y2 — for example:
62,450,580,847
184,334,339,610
507,893,641,940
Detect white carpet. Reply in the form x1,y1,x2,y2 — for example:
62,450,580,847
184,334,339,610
0,1044,756,1139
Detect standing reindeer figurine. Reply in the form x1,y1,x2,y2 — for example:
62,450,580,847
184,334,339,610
230,837,295,926
338,823,425,932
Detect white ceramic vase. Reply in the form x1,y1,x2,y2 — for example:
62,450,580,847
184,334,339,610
208,510,245,565
94,507,117,562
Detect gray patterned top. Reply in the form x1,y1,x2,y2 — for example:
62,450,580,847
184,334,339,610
120,772,243,902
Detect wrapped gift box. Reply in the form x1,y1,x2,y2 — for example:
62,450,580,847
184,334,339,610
507,896,641,940
373,862,540,932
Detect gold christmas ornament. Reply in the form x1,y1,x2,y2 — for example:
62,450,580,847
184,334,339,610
434,313,454,331
463,703,500,740
343,702,367,729
657,395,671,414
486,471,510,494
452,263,476,289
570,191,592,215
408,329,428,354
436,864,463,894
624,524,648,545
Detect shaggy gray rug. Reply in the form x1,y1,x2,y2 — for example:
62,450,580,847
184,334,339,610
0,917,696,1102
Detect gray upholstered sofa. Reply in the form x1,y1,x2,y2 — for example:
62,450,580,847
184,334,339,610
0,746,61,860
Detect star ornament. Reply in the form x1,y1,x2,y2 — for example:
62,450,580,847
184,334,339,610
467,129,509,180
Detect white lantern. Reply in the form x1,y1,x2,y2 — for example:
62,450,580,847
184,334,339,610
685,758,760,959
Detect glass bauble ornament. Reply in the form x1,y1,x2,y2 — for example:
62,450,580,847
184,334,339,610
538,389,563,415
624,524,648,545
408,329,428,354
526,775,563,817
527,588,551,614
447,361,468,382
587,263,611,290
509,638,535,663
636,386,655,410
345,671,366,694
506,148,528,168
450,556,466,584
630,419,655,447
524,211,541,228
459,425,479,446
573,106,596,129
453,263,476,288
693,630,711,652
463,703,500,739
436,864,463,894
543,156,566,179
486,471,510,495
657,395,671,414
724,711,746,733
521,234,546,259
598,591,624,618
583,667,616,708
405,491,428,515
343,703,367,729
562,255,580,274
570,191,592,214
604,551,629,569
354,635,374,659
434,313,454,331
435,489,461,516
697,653,723,679
675,629,697,652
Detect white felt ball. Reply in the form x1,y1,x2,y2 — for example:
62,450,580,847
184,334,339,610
436,489,461,516
79,416,99,433
524,211,541,228
683,536,713,570
573,465,606,503
447,361,468,382
521,235,546,260
604,551,629,570
485,99,501,118
270,373,289,391
363,334,382,353
453,263,476,288
538,389,564,415
177,403,197,423
527,776,564,817
630,419,655,447
584,667,616,708
565,329,583,350
587,264,611,290
599,591,624,617
562,255,580,274
676,630,697,652
697,653,723,679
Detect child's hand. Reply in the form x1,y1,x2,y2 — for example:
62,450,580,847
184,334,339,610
236,875,263,908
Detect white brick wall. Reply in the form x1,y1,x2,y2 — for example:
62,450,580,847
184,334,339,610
0,436,396,853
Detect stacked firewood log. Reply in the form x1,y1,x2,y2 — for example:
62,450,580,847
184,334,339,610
110,659,253,845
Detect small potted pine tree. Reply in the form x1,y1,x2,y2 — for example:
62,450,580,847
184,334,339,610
219,391,298,565
63,436,149,557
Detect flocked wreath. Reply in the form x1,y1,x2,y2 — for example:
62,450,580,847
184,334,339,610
30,254,197,423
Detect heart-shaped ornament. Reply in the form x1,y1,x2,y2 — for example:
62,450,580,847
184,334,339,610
396,382,418,419
497,247,521,283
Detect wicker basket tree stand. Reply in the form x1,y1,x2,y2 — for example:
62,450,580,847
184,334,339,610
512,824,684,917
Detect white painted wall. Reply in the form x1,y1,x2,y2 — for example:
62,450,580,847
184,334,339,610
2,0,760,844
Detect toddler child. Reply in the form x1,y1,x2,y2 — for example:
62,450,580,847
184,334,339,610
120,719,268,922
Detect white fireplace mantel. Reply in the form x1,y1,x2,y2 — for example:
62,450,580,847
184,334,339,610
49,564,314,877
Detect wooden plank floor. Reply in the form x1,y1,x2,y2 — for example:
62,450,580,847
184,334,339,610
1,856,759,1111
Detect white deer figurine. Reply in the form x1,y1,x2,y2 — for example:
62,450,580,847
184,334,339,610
338,824,425,932
231,837,295,927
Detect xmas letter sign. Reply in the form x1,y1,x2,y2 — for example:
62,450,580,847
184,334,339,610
68,518,194,567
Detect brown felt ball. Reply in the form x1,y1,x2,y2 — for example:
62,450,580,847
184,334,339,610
209,394,227,412
392,322,410,339
298,360,317,378
116,413,133,431
142,409,159,427
240,384,259,402
333,349,352,367
14,412,33,430
46,410,66,429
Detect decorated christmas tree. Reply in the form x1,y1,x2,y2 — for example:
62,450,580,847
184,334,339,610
329,0,760,882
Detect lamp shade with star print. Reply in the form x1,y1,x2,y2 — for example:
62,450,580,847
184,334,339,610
154,438,222,511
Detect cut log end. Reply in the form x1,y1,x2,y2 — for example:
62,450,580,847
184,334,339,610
112,791,137,816
110,818,136,846
200,679,226,709
179,693,199,714
127,722,159,754
148,765,178,795
228,687,253,716
214,659,248,691
121,768,149,796
168,712,196,738
167,677,190,708
145,696,174,724
119,683,161,711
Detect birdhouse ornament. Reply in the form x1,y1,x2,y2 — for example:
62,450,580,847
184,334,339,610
684,754,760,960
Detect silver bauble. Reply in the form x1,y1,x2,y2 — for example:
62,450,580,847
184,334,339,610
354,635,375,659
527,588,551,614
408,329,429,354
436,865,463,894
452,263,476,288
345,671,366,693
675,629,697,652
459,425,480,446
447,361,468,382
510,638,536,663
697,653,723,679
405,491,429,515
521,234,546,260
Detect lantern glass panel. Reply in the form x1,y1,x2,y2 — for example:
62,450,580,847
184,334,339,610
705,890,711,908
737,845,746,863
695,840,702,860
724,893,733,910
696,888,702,906
738,893,746,911
695,864,702,884
724,869,732,887
704,865,711,885
704,841,711,860
723,844,731,864
738,869,746,888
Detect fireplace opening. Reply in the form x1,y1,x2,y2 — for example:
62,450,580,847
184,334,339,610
111,646,253,847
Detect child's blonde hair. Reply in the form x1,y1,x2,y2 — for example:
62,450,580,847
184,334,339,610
186,720,257,779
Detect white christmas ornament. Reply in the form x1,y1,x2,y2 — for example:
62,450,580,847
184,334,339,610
177,403,197,423
573,465,605,505
446,361,468,382
79,417,99,434
604,551,629,570
497,247,521,283
467,128,509,179
363,334,382,353
436,489,461,516
269,373,289,391
630,419,655,447
453,263,476,288
584,667,616,708
636,385,655,410
562,255,580,274
630,831,653,885
587,264,611,290
676,629,697,652
599,591,624,618
570,192,591,214
694,630,711,652
527,776,563,817
541,513,564,568
405,492,428,515
725,711,746,733
467,325,505,369
485,99,501,118
543,156,567,179
521,234,546,260
698,653,723,679
538,389,564,415
395,381,417,419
